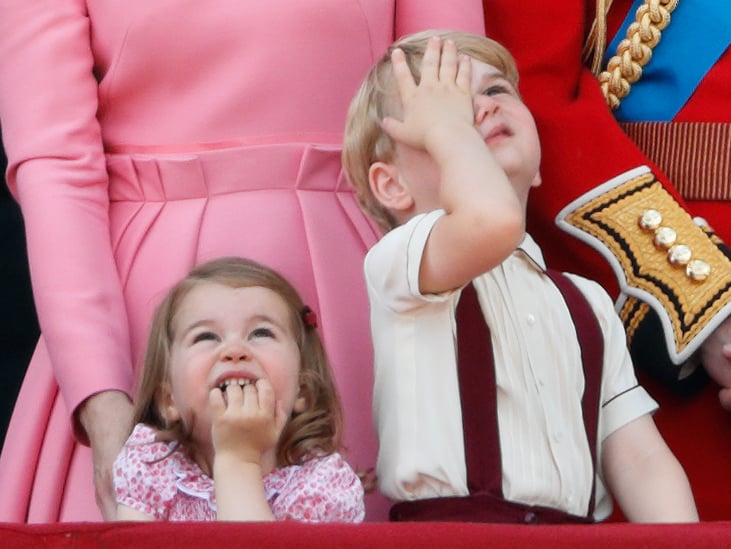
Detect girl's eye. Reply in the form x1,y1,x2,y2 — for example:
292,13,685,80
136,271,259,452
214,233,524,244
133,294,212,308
250,327,274,339
192,331,218,344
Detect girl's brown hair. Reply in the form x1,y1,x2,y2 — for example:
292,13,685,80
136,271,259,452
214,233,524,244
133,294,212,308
133,256,343,466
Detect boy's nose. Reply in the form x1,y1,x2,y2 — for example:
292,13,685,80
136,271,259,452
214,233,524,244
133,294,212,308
474,96,499,125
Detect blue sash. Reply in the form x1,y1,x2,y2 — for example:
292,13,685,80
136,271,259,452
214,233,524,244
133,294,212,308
604,0,731,121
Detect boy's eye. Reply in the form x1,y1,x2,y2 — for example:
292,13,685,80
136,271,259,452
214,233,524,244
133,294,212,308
481,84,511,97
250,327,274,339
192,331,218,344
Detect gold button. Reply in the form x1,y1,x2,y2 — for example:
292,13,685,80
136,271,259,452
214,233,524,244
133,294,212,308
686,259,711,281
667,244,692,266
639,209,662,231
653,226,677,249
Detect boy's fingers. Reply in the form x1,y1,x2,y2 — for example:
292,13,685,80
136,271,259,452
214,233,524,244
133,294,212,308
390,48,416,97
455,54,472,92
419,35,441,82
438,39,458,83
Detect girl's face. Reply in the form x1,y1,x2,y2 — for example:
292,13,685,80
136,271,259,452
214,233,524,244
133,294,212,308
162,281,304,451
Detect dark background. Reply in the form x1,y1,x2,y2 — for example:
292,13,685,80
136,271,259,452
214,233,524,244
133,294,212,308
0,136,39,449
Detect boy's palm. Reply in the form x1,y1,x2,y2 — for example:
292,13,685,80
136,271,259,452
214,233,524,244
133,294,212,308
382,36,474,151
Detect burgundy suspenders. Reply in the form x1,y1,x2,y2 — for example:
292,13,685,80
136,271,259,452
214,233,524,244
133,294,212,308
390,271,603,524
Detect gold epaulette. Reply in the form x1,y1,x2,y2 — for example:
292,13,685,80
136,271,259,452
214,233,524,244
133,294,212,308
556,166,731,364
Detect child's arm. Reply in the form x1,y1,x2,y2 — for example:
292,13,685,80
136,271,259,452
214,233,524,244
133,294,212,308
383,36,524,295
601,413,698,522
115,504,154,521
210,379,287,521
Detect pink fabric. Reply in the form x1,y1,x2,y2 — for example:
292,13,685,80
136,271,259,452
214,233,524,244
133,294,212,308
0,0,484,523
114,424,364,522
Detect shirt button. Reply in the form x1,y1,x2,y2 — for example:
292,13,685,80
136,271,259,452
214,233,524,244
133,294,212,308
526,314,536,325
552,432,562,443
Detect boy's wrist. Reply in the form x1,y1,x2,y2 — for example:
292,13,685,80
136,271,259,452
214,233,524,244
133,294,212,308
424,123,483,161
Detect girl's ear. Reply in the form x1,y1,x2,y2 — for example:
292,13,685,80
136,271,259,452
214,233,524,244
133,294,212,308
368,161,414,213
293,384,307,414
157,381,181,424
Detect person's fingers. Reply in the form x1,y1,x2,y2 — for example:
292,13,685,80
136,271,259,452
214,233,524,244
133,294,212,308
209,387,225,417
255,378,275,416
438,39,458,83
419,35,441,82
390,47,416,99
455,54,472,93
718,387,731,411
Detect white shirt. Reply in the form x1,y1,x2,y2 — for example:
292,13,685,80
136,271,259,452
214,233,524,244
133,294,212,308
366,210,658,521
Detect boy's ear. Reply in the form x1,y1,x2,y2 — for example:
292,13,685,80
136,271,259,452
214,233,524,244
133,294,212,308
368,161,414,213
157,381,181,425
531,171,542,188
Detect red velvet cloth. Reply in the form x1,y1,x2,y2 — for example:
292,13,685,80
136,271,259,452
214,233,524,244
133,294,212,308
1,521,730,548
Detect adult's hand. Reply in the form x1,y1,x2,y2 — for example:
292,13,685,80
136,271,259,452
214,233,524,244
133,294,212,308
78,390,134,520
700,315,731,411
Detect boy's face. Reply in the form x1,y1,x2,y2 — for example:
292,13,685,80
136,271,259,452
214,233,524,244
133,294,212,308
393,57,542,212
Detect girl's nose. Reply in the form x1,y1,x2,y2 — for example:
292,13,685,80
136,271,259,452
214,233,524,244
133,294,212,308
222,343,249,362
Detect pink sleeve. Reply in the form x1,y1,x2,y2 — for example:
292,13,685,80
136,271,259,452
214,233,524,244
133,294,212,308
272,454,365,523
0,1,133,439
113,425,173,520
395,0,485,38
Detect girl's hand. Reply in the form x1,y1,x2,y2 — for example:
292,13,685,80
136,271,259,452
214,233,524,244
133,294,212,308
209,378,287,466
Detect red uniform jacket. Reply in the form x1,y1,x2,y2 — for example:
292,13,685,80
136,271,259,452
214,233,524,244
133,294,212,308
484,0,731,521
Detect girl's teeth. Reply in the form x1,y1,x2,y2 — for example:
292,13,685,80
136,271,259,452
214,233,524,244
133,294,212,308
219,378,253,391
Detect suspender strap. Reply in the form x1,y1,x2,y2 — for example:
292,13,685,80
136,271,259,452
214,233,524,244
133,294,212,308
454,281,501,495
395,270,604,522
544,270,604,517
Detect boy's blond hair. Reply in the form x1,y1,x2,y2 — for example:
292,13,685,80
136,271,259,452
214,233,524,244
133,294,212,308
342,30,520,233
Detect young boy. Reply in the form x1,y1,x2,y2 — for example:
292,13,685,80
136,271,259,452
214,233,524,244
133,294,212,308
342,30,698,523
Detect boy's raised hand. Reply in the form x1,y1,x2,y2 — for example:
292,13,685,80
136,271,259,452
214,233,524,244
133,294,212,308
382,36,474,152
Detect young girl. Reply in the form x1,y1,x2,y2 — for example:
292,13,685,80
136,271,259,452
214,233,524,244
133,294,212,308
113,257,365,522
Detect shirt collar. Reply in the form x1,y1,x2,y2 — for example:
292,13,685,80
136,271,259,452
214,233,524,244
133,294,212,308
514,233,546,271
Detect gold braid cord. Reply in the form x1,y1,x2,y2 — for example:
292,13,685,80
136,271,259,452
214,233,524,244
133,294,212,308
597,0,679,110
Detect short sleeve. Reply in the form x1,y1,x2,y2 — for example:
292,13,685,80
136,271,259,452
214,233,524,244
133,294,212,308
364,210,448,313
113,424,177,520
563,274,659,440
268,453,365,523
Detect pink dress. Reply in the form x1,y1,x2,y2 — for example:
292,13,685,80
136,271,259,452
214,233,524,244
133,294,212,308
0,0,484,522
114,424,364,522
